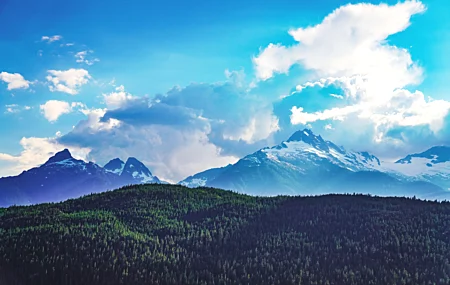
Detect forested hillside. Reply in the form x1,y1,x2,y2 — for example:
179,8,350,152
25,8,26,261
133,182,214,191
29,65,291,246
0,184,449,285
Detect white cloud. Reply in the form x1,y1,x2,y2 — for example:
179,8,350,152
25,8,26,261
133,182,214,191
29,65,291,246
46,68,91,95
57,79,270,181
256,1,450,146
102,85,138,109
39,100,86,122
0,72,31,90
254,1,425,84
41,35,62,43
40,100,73,122
223,110,279,143
4,104,32,114
75,50,100,65
290,104,359,125
78,108,122,131
324,124,334,130
59,115,238,182
0,136,90,177
5,104,19,114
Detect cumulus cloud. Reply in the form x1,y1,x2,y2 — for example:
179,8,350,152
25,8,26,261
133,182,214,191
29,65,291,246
153,82,279,146
255,0,450,155
254,1,425,83
78,108,121,131
102,85,138,109
0,72,31,90
59,108,238,182
40,100,85,122
56,78,281,181
41,35,62,43
0,136,90,177
46,68,91,95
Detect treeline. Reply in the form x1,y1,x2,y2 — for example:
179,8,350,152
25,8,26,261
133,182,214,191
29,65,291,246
0,184,449,285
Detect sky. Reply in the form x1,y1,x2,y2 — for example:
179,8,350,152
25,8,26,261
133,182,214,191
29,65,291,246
1,0,450,182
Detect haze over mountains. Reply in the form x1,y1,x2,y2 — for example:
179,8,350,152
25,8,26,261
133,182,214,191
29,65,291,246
1,129,450,207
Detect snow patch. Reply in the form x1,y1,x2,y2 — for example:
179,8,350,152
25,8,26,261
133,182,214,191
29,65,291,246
181,178,207,188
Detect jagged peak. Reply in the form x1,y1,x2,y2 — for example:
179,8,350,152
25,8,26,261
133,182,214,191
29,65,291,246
287,129,320,142
286,129,332,152
107,158,125,164
44,149,73,165
125,157,142,164
123,157,153,175
104,158,126,174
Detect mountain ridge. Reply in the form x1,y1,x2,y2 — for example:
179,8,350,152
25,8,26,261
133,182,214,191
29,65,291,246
180,129,450,200
0,149,160,207
2,129,450,207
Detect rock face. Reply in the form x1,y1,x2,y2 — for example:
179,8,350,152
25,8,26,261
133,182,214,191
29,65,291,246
0,149,160,207
180,129,450,200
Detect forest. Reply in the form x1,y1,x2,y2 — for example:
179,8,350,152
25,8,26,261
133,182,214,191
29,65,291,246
0,184,449,285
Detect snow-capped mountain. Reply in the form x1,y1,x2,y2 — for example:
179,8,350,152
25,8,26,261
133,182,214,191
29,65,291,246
0,149,160,207
120,157,160,184
104,157,160,184
385,146,450,191
262,129,382,172
180,129,449,200
104,158,125,174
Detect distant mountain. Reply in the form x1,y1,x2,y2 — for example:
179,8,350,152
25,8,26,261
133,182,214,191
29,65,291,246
105,157,160,184
120,157,160,184
0,149,160,207
180,164,232,188
180,129,450,200
104,158,125,174
387,146,450,191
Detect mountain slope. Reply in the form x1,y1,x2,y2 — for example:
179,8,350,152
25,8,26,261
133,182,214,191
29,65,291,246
180,164,232,188
182,129,449,199
1,184,449,285
0,150,160,207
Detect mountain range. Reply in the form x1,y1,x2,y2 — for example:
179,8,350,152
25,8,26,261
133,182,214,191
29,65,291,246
0,150,160,207
180,129,450,200
1,128,450,207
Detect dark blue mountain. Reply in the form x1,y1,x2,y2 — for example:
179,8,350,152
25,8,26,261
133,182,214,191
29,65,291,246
0,149,160,207
104,158,125,174
120,157,160,183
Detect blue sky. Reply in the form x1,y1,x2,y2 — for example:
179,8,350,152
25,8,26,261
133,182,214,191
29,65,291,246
1,0,450,181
